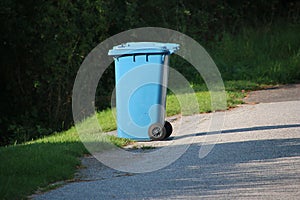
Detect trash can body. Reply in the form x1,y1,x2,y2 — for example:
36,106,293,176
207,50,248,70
108,42,179,140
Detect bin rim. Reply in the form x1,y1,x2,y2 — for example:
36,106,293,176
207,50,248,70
108,42,179,56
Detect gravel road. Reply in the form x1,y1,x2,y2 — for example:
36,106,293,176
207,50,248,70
33,84,300,200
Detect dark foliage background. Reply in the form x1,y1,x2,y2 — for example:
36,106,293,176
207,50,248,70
1,0,299,145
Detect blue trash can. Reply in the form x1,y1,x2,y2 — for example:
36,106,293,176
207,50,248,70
108,42,179,141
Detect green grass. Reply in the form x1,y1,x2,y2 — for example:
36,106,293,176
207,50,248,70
0,142,85,198
0,126,132,199
140,146,156,150
166,80,259,116
96,108,117,132
211,23,300,84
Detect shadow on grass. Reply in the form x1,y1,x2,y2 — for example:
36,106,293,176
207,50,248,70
0,141,88,199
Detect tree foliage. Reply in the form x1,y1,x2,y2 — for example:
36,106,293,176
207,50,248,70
0,0,299,145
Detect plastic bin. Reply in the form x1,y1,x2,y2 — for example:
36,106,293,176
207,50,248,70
108,42,179,140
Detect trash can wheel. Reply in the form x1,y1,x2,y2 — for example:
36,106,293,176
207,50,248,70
148,123,167,141
164,121,173,139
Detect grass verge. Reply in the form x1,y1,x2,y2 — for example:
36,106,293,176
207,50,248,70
0,127,132,199
166,80,259,116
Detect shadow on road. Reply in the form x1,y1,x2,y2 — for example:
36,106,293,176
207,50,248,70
169,123,300,140
195,138,300,164
161,137,300,198
33,137,300,199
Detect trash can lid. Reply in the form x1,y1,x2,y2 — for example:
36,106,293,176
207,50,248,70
108,42,179,56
